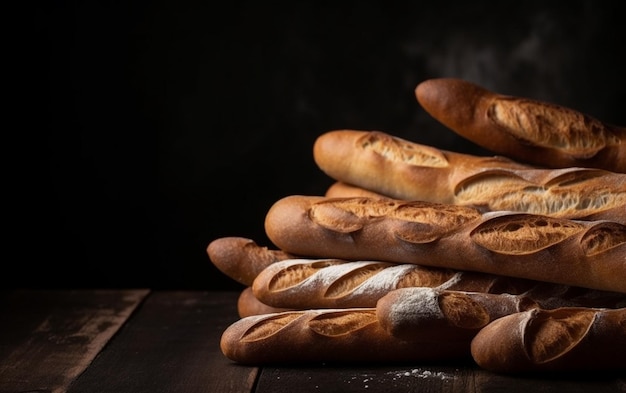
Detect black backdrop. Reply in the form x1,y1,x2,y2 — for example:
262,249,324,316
14,1,625,290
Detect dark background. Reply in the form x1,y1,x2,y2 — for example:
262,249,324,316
12,1,625,291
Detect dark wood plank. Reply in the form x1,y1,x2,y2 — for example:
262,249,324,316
67,291,258,393
473,368,626,393
0,289,150,393
255,360,626,393
4,290,622,393
255,362,476,393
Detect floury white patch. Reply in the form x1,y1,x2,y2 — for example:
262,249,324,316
387,287,444,326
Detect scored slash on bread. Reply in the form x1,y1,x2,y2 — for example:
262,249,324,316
219,307,470,365
225,286,626,368
252,259,449,309
211,77,626,372
264,195,626,294
249,257,626,310
314,130,626,223
209,236,625,317
470,307,626,373
376,288,538,342
415,78,626,173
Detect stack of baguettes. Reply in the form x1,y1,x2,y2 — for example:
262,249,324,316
208,78,626,374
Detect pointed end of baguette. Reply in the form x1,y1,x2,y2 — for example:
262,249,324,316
415,78,485,131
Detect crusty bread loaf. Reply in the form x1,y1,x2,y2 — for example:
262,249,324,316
313,130,626,222
314,129,527,206
207,236,294,286
220,308,469,365
237,287,292,318
264,195,626,293
471,307,626,373
415,78,626,173
252,259,455,308
251,258,626,310
376,288,538,342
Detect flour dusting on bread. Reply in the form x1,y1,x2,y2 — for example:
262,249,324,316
386,287,443,328
266,259,344,291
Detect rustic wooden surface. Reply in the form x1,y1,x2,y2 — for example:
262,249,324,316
0,289,150,393
1,290,624,393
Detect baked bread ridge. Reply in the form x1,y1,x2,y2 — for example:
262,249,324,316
251,258,626,310
470,307,626,373
264,195,626,293
207,236,295,286
376,287,537,342
219,307,469,365
314,130,626,222
415,78,626,173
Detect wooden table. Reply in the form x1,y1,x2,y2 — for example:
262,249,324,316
1,290,624,393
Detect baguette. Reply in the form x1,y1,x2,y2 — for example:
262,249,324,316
313,130,626,222
252,259,456,308
252,258,626,309
415,78,626,173
220,308,469,365
376,288,538,342
207,236,294,286
264,195,626,293
470,307,626,373
237,287,292,318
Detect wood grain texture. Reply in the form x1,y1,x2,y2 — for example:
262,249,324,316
0,289,150,393
66,291,258,393
1,290,624,393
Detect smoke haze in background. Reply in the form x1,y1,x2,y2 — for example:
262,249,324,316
15,1,625,290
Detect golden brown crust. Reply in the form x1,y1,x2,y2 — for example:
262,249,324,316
264,195,626,293
376,288,538,342
415,78,626,173
237,287,292,318
252,259,453,309
220,308,469,365
470,307,626,373
314,129,529,205
325,181,392,200
206,236,295,286
313,130,626,222
251,258,626,310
